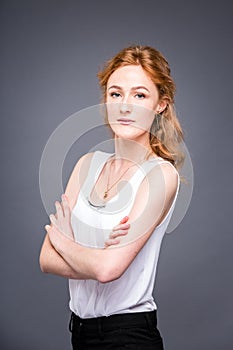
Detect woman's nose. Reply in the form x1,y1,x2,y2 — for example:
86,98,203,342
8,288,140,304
120,96,132,114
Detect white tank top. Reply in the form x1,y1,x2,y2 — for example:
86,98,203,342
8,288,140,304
69,150,180,318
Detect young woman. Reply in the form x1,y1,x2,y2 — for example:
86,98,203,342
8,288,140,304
39,45,184,349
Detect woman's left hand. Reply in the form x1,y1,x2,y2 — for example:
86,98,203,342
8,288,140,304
47,194,74,241
104,216,130,248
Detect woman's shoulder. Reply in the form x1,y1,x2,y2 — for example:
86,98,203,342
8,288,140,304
73,150,114,173
65,152,96,210
68,152,96,188
76,150,109,167
148,156,179,176
144,157,180,205
74,151,96,168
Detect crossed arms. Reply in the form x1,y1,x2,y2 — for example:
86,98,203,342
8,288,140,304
39,152,178,283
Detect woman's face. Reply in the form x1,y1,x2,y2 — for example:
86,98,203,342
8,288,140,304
106,65,166,141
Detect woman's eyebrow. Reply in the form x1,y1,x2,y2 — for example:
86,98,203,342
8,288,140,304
132,86,150,92
108,85,150,92
108,85,122,90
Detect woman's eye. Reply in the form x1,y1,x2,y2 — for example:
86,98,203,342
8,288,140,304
135,93,145,99
110,92,121,98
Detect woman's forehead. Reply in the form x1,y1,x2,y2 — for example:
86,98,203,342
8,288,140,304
107,65,155,89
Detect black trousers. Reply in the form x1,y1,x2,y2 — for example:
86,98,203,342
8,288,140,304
69,310,164,349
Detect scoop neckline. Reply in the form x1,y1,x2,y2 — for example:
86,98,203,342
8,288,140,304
87,151,164,208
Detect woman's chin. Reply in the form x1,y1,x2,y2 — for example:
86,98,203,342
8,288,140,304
114,131,148,142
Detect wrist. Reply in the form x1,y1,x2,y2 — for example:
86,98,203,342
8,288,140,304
54,231,69,254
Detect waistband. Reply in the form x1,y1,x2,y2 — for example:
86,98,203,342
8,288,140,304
69,310,157,333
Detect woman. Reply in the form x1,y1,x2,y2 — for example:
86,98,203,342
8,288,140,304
39,45,184,349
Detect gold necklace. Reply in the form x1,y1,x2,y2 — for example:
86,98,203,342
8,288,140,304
103,158,136,199
103,153,149,199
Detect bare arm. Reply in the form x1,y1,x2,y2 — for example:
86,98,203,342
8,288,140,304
46,162,179,283
39,152,94,278
39,235,86,279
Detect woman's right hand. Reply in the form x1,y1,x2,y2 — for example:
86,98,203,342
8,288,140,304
104,216,130,248
48,194,74,241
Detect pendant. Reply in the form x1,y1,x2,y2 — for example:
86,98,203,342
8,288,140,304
103,191,108,199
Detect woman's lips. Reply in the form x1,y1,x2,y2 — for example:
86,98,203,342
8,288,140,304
117,118,135,125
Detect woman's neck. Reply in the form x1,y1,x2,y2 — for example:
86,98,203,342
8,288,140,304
112,136,152,171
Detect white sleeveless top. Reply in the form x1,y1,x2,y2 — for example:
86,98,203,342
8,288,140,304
69,150,180,318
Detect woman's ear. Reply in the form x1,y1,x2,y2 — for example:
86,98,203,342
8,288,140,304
156,99,167,114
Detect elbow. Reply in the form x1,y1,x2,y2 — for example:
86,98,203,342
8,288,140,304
40,263,48,274
39,252,49,274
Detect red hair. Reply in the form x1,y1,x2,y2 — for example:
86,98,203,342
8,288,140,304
97,45,185,169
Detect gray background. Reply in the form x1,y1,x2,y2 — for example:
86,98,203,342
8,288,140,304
1,0,233,349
